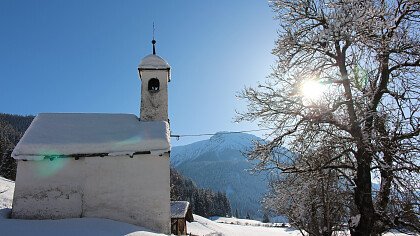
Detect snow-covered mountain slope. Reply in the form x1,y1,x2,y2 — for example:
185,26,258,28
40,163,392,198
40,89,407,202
171,132,269,219
171,132,263,167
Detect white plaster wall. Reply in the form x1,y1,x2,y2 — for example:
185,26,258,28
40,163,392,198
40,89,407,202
83,154,170,233
12,158,84,219
12,154,170,234
140,70,169,121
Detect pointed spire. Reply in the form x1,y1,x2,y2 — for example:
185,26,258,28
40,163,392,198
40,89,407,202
152,22,156,55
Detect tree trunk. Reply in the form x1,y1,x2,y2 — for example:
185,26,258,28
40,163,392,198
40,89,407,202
351,149,375,236
336,45,376,236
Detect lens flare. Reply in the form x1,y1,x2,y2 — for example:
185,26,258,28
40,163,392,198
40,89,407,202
35,149,69,178
114,135,143,148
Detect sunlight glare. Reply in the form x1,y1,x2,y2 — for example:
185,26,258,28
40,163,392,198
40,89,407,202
300,80,324,102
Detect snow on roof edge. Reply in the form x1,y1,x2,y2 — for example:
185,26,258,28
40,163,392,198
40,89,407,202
12,113,171,161
171,201,190,218
138,54,170,70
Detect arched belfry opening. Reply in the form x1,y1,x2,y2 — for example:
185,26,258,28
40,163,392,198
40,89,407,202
148,78,160,91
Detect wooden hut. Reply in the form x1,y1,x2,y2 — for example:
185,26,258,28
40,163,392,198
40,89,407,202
171,201,194,235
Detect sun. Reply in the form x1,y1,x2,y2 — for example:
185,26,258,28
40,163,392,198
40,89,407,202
300,80,324,102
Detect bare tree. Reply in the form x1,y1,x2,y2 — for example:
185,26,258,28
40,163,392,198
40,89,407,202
263,144,354,236
237,1,419,235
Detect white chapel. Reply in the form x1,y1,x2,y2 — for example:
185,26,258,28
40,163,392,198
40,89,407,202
11,40,172,234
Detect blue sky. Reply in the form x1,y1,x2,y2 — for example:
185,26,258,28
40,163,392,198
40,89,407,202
0,0,278,146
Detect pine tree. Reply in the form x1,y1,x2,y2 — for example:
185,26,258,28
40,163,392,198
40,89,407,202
262,212,270,223
0,114,34,181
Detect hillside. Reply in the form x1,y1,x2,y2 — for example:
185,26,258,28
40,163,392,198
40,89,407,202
171,168,231,217
0,113,34,180
171,132,270,219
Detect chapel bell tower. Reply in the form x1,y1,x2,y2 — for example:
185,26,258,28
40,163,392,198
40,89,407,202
138,39,171,121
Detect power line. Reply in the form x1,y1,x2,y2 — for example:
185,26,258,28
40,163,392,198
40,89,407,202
0,128,276,155
170,128,275,139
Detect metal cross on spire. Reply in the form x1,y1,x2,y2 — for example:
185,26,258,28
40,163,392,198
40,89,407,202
152,22,156,55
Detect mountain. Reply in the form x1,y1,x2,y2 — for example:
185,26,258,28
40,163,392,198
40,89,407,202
171,132,269,219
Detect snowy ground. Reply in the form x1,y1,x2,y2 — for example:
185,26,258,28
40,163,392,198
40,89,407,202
189,216,417,236
0,177,416,236
0,177,13,210
210,216,290,227
189,215,300,236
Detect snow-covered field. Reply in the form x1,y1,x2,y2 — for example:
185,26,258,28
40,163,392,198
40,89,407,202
210,216,290,227
188,216,417,236
189,214,300,236
0,177,416,236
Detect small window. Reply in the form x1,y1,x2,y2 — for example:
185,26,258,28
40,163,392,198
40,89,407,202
148,78,160,91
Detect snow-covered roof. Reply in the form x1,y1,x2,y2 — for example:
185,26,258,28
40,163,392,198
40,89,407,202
138,54,170,70
12,113,170,161
170,201,190,219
